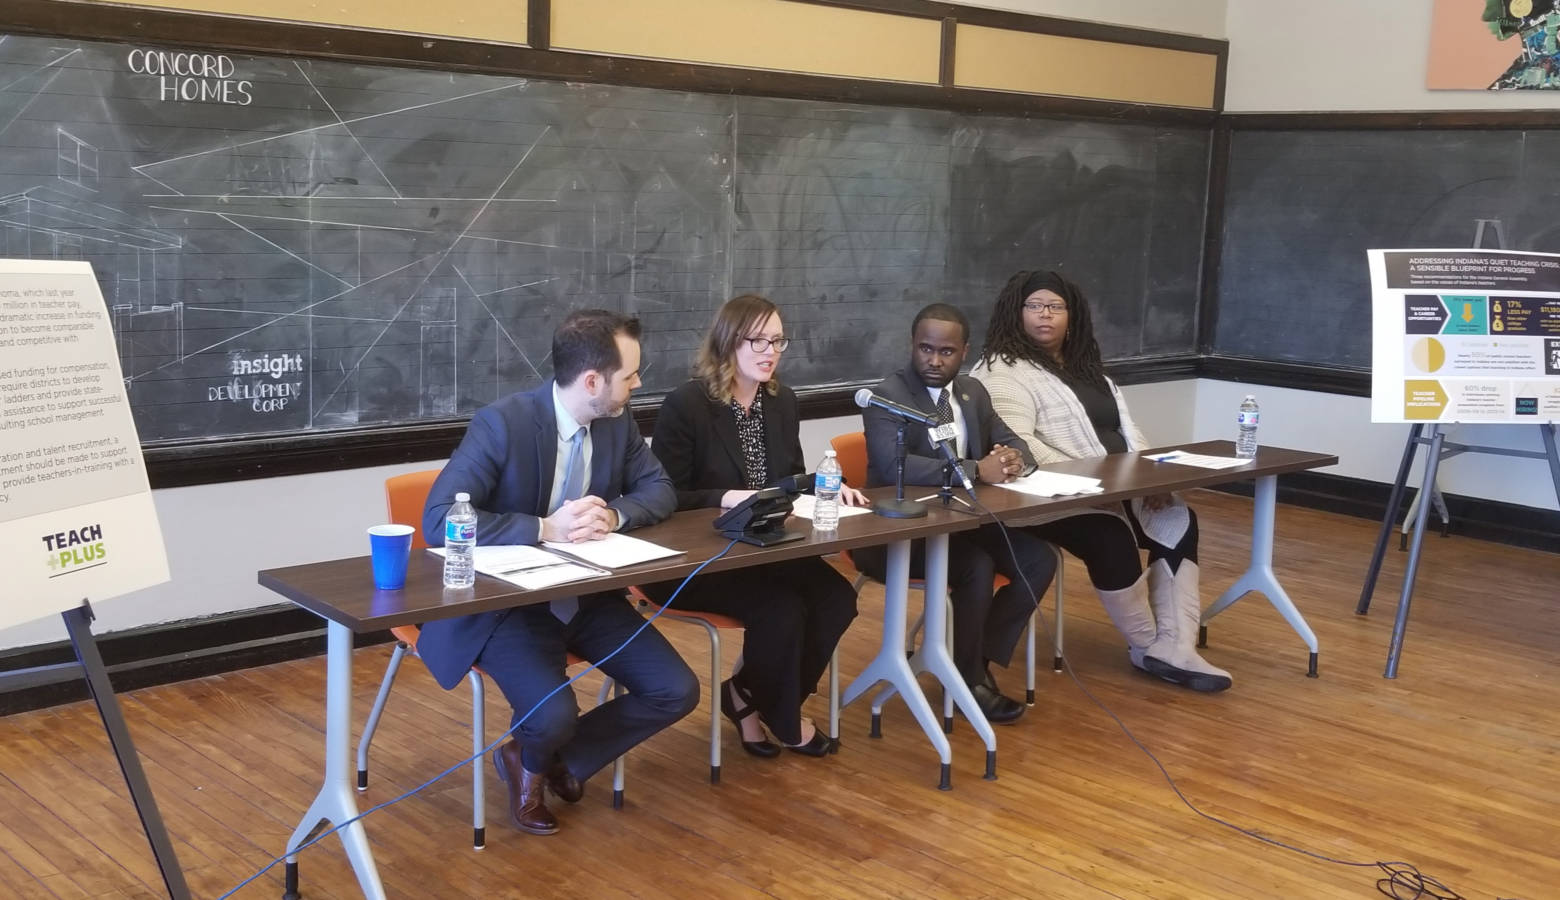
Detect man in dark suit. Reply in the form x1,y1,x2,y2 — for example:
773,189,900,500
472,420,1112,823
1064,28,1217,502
855,303,1058,723
420,309,698,836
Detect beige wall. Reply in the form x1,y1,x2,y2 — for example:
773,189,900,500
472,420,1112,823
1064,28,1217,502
1225,0,1560,111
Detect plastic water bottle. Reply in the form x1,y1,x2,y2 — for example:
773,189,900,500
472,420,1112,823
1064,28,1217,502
1235,395,1260,460
813,450,842,532
443,492,477,588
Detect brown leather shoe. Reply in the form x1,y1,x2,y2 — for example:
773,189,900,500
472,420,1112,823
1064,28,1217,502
493,741,558,835
546,759,583,804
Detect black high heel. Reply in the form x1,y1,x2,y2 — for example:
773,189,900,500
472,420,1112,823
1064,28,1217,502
720,679,780,758
781,720,830,758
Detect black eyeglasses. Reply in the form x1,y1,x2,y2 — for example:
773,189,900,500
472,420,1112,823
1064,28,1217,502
744,336,791,352
1022,301,1067,316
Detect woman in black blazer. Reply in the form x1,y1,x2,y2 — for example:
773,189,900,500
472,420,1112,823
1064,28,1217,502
645,294,866,756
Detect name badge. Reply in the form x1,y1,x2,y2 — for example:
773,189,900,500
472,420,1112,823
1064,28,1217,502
927,422,957,445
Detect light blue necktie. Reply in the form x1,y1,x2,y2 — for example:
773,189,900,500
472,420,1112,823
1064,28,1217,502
550,428,586,622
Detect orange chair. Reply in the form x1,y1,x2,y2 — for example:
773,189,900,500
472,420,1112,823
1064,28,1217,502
633,587,840,782
355,470,624,850
829,432,1065,723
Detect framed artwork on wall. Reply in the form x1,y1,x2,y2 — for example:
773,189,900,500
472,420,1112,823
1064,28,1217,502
1429,0,1560,89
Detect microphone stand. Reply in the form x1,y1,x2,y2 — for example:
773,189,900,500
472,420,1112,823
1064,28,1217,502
916,441,975,513
874,421,928,519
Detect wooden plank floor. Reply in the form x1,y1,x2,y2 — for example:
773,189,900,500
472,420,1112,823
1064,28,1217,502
0,490,1555,899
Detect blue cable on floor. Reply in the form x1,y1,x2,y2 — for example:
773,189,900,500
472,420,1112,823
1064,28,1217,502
215,537,740,900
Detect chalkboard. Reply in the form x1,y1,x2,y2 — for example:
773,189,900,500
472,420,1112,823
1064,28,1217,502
1217,129,1560,368
949,119,1208,359
731,99,954,386
0,33,1208,444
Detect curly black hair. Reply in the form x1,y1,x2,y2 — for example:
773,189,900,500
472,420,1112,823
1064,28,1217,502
978,270,1109,391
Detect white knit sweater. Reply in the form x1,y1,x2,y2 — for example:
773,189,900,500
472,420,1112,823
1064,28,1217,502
971,356,1151,530
971,356,1148,463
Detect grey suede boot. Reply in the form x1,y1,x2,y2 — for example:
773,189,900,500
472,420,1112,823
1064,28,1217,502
1094,570,1155,670
1142,559,1232,692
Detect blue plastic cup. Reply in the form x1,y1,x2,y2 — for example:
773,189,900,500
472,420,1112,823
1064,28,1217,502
368,524,415,590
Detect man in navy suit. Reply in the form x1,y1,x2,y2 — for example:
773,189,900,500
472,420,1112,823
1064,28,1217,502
855,303,1057,724
420,309,697,836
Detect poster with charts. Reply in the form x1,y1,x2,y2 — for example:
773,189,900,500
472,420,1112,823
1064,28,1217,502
1368,248,1560,424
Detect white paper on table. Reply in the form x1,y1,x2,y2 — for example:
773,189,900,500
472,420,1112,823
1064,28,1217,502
1143,450,1254,470
997,469,1104,498
542,531,684,569
789,493,873,520
428,545,607,589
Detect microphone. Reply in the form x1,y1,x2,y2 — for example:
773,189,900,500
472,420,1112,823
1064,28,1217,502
853,388,938,426
938,436,974,492
772,471,814,495
852,389,973,493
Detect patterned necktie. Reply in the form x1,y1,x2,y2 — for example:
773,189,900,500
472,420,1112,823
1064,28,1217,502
936,388,960,460
550,428,586,623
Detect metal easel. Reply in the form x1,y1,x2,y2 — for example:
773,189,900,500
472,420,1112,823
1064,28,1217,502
1357,220,1560,677
0,601,190,898
1393,220,1505,548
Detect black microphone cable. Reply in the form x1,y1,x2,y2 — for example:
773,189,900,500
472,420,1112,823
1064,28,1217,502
959,488,1500,900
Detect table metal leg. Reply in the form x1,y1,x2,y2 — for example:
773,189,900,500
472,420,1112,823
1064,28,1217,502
1200,474,1320,678
841,538,954,789
283,620,385,900
916,533,997,781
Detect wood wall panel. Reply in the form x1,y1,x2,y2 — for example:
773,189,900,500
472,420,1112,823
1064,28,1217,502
82,0,529,45
551,0,942,84
954,22,1218,109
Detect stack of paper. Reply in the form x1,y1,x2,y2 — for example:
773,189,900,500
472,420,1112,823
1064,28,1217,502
997,469,1104,498
429,545,606,590
1144,450,1254,470
542,532,683,568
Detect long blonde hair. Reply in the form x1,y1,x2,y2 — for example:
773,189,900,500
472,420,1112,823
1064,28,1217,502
693,294,782,405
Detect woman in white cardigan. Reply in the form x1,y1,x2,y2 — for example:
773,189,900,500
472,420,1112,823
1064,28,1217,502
972,270,1231,692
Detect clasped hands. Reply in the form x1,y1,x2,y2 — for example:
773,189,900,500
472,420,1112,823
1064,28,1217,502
976,443,1026,484
541,496,618,543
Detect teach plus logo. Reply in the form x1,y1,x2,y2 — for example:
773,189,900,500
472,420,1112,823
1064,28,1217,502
42,524,108,577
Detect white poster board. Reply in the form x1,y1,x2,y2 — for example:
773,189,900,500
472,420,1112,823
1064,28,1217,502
1368,248,1560,424
0,260,169,632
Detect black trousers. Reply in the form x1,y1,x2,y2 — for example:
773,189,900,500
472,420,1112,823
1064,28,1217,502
640,556,858,745
474,593,700,780
1021,503,1199,592
853,524,1057,686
